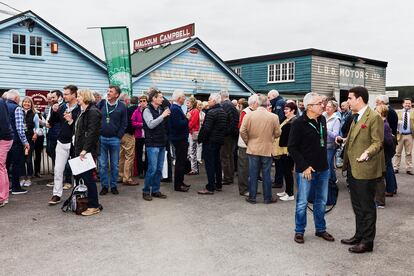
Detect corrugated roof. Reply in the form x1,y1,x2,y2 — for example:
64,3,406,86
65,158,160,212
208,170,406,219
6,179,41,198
226,48,388,68
130,38,196,77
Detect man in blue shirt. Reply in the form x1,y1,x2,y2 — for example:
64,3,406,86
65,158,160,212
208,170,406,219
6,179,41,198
169,89,190,192
97,85,127,195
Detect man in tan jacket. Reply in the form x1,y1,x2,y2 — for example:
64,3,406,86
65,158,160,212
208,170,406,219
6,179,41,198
394,98,414,174
336,86,384,254
240,94,281,204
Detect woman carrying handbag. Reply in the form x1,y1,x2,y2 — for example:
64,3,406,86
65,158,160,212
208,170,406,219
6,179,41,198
73,89,102,216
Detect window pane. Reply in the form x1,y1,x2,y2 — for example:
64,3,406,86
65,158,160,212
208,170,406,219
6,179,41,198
30,47,35,56
20,45,26,55
275,64,280,81
30,36,35,45
37,47,42,56
20,35,25,44
12,34,18,44
282,63,287,80
13,45,18,54
268,65,274,82
288,62,294,80
37,37,42,46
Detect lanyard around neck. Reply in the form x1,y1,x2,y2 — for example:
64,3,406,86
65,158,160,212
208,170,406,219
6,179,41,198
105,100,118,118
308,120,324,147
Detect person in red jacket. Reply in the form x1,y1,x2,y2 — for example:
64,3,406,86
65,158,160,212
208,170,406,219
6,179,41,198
186,96,200,175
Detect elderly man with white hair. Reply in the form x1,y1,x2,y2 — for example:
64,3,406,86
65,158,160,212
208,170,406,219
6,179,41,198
240,94,281,204
5,89,30,195
197,93,227,194
169,89,190,192
375,94,398,136
288,92,334,244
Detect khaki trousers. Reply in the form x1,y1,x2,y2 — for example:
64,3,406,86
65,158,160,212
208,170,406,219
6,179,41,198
394,134,413,171
119,134,136,182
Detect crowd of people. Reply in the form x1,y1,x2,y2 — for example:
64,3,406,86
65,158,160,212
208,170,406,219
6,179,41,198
0,84,413,253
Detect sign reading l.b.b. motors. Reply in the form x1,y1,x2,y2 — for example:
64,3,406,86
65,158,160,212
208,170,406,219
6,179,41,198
134,23,195,51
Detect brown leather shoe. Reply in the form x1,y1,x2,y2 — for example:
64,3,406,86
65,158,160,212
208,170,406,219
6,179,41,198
294,233,304,244
341,237,361,245
348,243,373,253
315,231,335,242
123,180,139,186
407,171,414,175
384,192,394,197
48,195,61,205
264,197,278,204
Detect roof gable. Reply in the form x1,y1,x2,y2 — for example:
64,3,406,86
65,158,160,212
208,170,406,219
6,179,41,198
130,37,254,94
0,10,106,70
131,39,193,77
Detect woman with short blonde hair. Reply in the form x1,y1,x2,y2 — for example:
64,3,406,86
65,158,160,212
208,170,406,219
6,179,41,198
77,89,95,105
72,88,102,216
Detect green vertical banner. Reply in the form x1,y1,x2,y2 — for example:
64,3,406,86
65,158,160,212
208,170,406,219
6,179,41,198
101,27,132,96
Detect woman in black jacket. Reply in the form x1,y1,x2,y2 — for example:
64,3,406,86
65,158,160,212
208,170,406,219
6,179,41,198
74,89,102,216
274,102,297,201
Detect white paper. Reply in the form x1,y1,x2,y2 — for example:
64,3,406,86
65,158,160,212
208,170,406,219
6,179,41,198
68,153,96,176
162,151,168,179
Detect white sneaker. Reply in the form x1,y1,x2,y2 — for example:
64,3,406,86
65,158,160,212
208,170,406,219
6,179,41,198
23,179,32,187
277,192,287,197
280,195,295,201
0,199,8,208
46,182,54,187
20,180,26,187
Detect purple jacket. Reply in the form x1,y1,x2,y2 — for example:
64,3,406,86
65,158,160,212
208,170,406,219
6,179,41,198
131,107,144,139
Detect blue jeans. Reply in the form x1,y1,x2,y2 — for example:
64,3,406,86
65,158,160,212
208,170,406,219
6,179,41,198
385,157,397,193
295,170,329,234
99,136,121,188
247,154,273,202
7,141,24,191
143,146,165,194
327,148,337,185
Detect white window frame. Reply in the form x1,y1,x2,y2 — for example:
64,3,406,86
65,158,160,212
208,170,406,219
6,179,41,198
267,61,295,83
10,33,43,58
233,67,241,76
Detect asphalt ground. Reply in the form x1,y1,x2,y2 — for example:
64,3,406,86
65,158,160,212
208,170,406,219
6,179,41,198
1,164,413,275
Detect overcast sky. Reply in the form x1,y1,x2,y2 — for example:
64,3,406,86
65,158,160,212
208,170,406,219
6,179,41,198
2,0,413,86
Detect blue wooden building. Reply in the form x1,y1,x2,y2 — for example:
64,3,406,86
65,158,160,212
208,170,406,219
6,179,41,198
226,49,387,105
0,10,108,98
131,38,254,99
